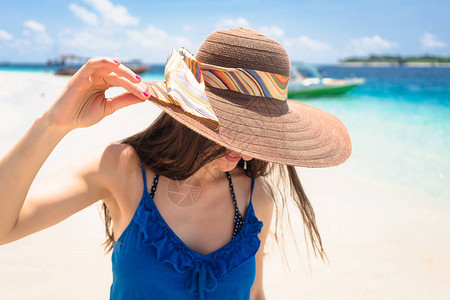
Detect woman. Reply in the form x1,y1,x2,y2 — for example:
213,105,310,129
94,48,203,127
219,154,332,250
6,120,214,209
0,28,351,299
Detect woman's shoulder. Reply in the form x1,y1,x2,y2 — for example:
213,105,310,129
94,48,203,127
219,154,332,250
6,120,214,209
229,169,274,212
94,143,143,186
101,143,138,163
96,143,149,207
252,176,274,218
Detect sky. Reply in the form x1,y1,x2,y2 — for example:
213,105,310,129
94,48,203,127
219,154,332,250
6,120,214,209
0,0,448,64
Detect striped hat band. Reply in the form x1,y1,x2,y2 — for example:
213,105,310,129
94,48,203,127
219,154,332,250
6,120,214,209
145,48,290,130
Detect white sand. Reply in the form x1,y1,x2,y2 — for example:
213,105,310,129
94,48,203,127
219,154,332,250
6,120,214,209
0,71,449,299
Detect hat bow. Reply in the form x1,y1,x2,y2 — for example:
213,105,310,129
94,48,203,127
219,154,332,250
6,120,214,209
145,48,290,130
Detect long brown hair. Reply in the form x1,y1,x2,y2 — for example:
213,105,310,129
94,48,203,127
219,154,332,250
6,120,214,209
100,112,326,261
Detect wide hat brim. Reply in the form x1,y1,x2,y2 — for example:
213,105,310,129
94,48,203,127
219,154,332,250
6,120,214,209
145,85,352,168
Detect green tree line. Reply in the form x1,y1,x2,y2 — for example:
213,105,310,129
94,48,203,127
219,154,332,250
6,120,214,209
340,55,450,63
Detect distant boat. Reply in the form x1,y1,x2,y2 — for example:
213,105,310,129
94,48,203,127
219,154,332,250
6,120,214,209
120,59,151,75
52,55,151,76
288,62,365,97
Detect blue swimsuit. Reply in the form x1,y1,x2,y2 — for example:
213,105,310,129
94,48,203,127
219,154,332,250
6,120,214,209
110,163,263,299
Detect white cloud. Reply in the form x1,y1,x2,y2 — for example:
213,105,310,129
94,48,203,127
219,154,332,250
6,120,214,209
282,35,336,63
127,25,192,61
24,20,46,32
57,24,191,62
58,27,122,54
420,32,447,49
0,29,13,41
126,25,191,53
182,24,196,33
84,0,139,26
56,1,143,60
284,35,331,52
69,3,99,26
23,20,52,44
127,25,168,49
216,17,249,29
346,35,398,55
259,25,284,39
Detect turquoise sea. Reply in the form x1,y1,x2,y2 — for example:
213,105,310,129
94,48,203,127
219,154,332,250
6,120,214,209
1,65,449,201
305,66,450,202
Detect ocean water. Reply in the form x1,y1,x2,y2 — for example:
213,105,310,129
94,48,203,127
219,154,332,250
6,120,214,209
304,66,450,202
0,65,448,201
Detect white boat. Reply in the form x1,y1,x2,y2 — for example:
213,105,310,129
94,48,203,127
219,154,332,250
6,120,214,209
288,63,365,97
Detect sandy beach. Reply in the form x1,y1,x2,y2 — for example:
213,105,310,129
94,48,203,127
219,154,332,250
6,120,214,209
0,71,449,299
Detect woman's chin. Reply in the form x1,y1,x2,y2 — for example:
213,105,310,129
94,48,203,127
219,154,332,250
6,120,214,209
218,161,239,172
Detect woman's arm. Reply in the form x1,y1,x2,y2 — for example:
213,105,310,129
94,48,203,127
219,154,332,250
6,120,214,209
0,58,149,244
251,177,275,300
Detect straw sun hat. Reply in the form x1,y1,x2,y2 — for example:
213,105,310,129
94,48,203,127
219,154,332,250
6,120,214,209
144,27,351,167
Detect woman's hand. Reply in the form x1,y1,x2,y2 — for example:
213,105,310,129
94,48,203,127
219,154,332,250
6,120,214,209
45,58,150,132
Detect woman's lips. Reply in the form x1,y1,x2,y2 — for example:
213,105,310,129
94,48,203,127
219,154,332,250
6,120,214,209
225,154,241,162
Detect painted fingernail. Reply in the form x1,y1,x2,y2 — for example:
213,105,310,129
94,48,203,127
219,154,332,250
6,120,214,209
113,59,120,64
143,90,150,97
136,75,141,81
